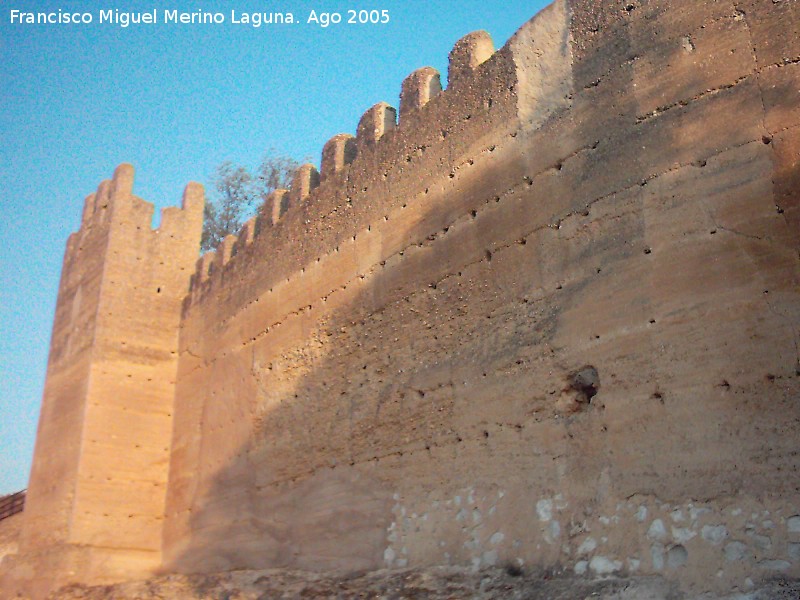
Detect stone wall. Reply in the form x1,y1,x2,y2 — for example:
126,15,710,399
3,1,799,598
162,0,800,595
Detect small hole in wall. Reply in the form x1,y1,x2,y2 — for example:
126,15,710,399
505,563,524,577
567,365,600,404
762,135,772,145
485,249,493,262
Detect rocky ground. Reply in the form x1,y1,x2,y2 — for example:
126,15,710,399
45,567,800,600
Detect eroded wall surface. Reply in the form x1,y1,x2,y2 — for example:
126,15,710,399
163,0,800,594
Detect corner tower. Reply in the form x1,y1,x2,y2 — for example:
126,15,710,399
13,165,203,597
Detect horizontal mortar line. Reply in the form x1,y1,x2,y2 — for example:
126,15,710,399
212,134,588,334
764,122,800,140
578,55,642,91
210,137,516,330
182,135,762,368
193,175,538,362
759,55,800,71
190,136,514,310
254,421,540,490
68,543,161,553
635,73,752,123
575,8,749,92
309,133,771,324
312,140,510,227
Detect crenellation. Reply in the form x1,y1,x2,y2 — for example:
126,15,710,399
127,195,157,232
237,216,258,248
399,67,443,122
158,185,204,240
158,206,183,237
268,188,290,224
94,180,112,215
356,102,397,145
321,133,357,180
448,31,495,86
218,235,238,268
109,163,134,204
81,194,96,226
184,33,519,314
196,252,215,284
181,181,204,213
8,3,800,599
288,163,321,206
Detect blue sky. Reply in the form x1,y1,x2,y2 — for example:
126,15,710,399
0,0,548,494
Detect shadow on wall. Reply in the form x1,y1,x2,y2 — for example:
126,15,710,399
165,0,800,589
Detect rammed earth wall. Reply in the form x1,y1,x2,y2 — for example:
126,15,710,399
164,0,800,592
2,1,799,598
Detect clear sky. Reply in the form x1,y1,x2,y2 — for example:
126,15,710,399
0,0,549,495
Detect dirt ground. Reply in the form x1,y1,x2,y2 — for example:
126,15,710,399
45,566,800,600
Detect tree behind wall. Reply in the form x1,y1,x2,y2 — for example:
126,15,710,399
201,153,300,251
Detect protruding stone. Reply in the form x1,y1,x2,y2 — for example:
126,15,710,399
289,163,320,205
448,30,494,86
356,102,397,144
589,556,622,575
400,67,442,122
321,133,357,180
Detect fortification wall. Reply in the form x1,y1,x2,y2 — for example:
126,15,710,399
163,0,800,594
4,1,799,598
2,167,204,599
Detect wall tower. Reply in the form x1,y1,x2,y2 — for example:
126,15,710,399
12,165,203,597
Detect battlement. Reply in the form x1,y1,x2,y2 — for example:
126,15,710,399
186,20,539,311
71,164,203,249
8,1,800,598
